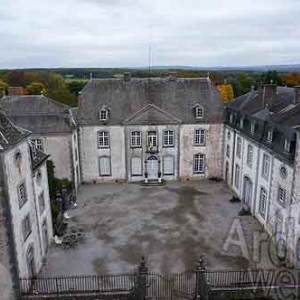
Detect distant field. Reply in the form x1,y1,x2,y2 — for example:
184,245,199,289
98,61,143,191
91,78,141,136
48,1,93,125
65,78,89,83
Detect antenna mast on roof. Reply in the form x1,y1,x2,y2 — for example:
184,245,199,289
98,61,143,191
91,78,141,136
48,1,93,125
148,25,152,76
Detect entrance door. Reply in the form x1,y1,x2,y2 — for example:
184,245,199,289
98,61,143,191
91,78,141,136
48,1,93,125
148,156,158,180
243,177,253,207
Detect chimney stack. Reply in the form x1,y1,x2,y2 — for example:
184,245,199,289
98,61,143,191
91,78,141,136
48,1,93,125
294,86,300,104
262,84,277,108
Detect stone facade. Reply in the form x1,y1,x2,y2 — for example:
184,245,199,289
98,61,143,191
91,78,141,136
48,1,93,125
0,110,53,299
77,77,224,183
32,131,80,187
224,84,300,266
0,95,80,189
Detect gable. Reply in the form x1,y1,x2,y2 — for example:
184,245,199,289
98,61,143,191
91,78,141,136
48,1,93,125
124,104,181,125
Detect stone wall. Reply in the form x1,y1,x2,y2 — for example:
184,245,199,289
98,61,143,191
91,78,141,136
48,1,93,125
0,199,14,300
41,134,72,181
125,125,179,181
179,123,223,179
79,126,126,182
33,164,54,258
4,141,42,278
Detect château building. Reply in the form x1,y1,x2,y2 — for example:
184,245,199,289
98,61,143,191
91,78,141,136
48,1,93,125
224,84,300,265
0,95,81,189
0,110,53,299
76,76,224,182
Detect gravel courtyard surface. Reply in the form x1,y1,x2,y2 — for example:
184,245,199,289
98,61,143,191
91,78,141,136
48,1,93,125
41,180,272,276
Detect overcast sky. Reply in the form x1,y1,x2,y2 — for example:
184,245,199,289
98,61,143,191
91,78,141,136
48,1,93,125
1,0,300,68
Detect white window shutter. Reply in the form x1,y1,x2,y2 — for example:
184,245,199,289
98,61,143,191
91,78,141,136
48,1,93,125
131,158,142,175
100,157,111,175
163,156,174,175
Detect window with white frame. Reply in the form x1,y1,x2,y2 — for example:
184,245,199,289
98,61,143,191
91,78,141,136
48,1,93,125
31,139,43,151
22,214,32,241
247,144,253,167
259,187,267,217
147,131,157,147
284,139,291,153
250,123,255,135
99,156,111,176
163,130,174,147
193,154,205,173
195,129,206,146
131,157,142,176
163,156,174,175
262,154,270,179
98,131,109,148
226,145,230,158
235,164,240,188
278,187,286,205
39,192,45,215
267,130,273,143
227,131,231,140
236,137,242,158
131,131,142,147
18,183,27,208
99,109,108,121
195,106,204,119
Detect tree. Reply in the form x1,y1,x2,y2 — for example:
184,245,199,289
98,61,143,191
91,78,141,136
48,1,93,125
260,71,283,85
26,82,47,95
66,80,87,95
285,72,300,86
0,78,8,95
5,70,36,87
217,84,234,102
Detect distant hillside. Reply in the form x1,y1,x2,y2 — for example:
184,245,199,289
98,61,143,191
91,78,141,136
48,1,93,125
144,64,300,72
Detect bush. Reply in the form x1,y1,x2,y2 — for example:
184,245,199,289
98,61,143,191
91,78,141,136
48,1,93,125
238,206,251,216
229,196,241,203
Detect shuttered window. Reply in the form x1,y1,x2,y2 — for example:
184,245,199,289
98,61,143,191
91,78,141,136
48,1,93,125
22,214,32,242
131,157,142,176
99,156,111,176
18,183,28,208
163,156,174,175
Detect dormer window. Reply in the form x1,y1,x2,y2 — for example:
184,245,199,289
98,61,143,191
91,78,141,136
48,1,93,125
195,106,204,119
250,123,255,136
284,139,291,153
99,108,108,121
229,113,233,124
267,129,273,143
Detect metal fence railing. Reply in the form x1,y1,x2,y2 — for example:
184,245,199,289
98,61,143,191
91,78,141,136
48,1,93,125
18,256,300,300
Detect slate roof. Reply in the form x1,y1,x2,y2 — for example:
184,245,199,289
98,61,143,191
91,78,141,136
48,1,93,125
225,86,299,164
0,95,75,134
29,143,50,171
0,110,30,151
77,78,224,125
227,87,297,120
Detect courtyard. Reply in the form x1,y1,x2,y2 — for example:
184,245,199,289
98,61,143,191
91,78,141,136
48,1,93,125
41,180,272,277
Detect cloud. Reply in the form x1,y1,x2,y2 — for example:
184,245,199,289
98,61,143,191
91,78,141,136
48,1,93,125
0,0,299,68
